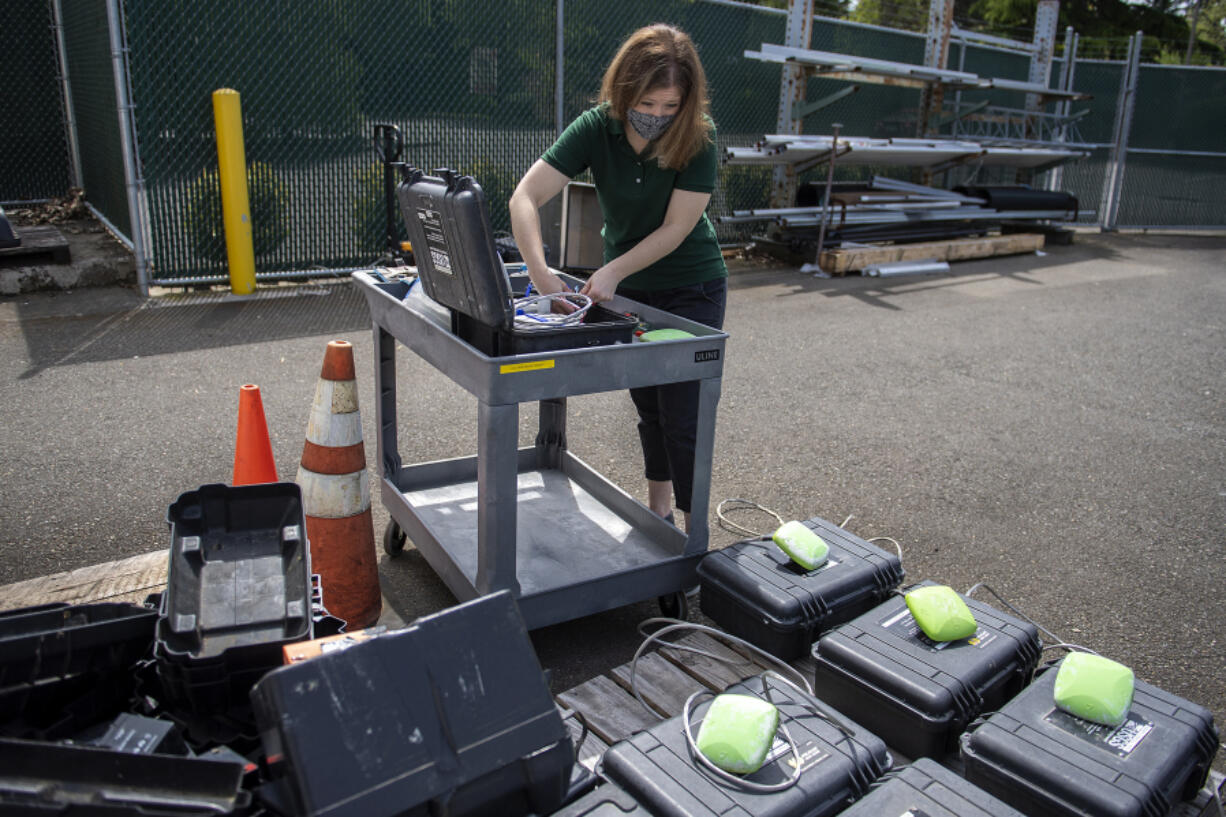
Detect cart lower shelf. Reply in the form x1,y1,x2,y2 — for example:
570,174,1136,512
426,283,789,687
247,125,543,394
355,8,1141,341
382,451,703,628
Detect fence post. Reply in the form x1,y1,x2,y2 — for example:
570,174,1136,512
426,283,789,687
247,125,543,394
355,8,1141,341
211,89,256,295
768,0,814,208
50,0,82,190
917,0,954,138
106,0,150,294
555,0,564,136
1047,27,1078,193
1099,31,1141,232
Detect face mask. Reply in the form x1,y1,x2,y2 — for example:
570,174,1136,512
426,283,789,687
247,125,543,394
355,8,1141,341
626,108,676,142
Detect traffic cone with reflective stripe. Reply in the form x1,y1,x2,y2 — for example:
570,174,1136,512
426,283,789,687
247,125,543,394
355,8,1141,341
233,384,278,485
295,340,381,629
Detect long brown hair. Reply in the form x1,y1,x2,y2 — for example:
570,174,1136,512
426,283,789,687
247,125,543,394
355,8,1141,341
598,24,713,170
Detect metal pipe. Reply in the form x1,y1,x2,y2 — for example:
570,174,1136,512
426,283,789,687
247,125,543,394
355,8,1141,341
812,123,841,276
1101,32,1142,232
865,259,950,277
1127,147,1226,158
51,0,82,190
106,0,150,295
85,201,133,251
769,0,813,209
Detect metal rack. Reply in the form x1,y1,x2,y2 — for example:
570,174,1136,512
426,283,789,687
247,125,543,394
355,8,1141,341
352,270,728,629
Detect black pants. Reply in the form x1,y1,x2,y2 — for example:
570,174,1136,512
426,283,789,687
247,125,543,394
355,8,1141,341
619,278,727,514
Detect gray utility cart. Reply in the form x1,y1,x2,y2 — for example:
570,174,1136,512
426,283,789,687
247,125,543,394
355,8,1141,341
353,270,728,629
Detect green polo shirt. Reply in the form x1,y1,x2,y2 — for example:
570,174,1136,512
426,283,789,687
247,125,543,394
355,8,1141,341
541,106,727,291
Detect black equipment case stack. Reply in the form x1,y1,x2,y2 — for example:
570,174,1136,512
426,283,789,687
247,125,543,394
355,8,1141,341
154,482,314,730
250,591,574,817
837,757,1029,817
600,673,891,817
960,658,1220,817
696,515,904,660
397,167,634,357
810,581,1042,759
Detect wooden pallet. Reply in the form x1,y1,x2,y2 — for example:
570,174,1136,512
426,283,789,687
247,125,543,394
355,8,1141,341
0,224,71,265
820,232,1045,275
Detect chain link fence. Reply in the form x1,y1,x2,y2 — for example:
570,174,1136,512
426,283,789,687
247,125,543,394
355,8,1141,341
61,0,132,239
4,0,1223,281
1,0,71,204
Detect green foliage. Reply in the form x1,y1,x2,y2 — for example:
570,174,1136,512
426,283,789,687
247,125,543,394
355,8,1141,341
349,162,404,258
462,159,518,234
851,0,930,31
718,163,773,212
185,161,290,264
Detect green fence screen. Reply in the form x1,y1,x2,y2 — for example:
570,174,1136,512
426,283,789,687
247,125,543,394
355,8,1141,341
61,0,131,239
1,0,71,203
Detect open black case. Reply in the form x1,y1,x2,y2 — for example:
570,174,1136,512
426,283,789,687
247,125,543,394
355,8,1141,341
396,167,634,357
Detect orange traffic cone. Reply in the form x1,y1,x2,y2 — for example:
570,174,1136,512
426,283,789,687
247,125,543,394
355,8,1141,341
295,340,381,629
233,384,279,485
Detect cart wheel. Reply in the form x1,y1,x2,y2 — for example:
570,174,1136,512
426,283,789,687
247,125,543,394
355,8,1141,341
383,522,407,557
658,591,688,621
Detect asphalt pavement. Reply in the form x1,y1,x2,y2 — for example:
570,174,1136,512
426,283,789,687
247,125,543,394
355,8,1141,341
1,232,1223,769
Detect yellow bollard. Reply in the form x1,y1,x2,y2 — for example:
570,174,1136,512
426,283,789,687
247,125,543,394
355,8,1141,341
212,88,256,295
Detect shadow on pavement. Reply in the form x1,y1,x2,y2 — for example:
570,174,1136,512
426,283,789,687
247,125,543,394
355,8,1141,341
15,282,371,379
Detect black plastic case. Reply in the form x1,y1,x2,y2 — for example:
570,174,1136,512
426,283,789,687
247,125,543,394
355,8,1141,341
550,783,652,816
0,735,250,815
697,516,905,660
155,482,313,724
0,601,157,737
396,167,634,357
961,660,1220,817
250,590,574,817
838,757,1028,816
811,581,1042,759
601,672,891,817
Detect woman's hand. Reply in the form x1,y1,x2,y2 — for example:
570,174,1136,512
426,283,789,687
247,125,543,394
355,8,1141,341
579,266,621,303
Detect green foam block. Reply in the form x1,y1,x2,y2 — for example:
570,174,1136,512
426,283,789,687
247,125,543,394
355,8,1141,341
1053,652,1135,728
639,328,695,342
695,694,780,775
905,585,978,642
772,520,829,570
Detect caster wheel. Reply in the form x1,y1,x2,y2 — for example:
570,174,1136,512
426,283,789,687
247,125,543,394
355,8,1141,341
383,522,407,557
658,590,689,620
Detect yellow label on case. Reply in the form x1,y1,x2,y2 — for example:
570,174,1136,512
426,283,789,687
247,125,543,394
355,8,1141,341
499,359,555,374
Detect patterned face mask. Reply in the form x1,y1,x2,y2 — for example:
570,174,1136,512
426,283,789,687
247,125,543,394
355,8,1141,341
626,108,676,142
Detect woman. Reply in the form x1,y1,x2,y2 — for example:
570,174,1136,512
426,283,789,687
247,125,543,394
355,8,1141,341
509,23,727,529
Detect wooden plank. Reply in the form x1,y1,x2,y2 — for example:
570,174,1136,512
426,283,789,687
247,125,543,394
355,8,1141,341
0,549,167,611
820,232,1045,274
656,632,770,691
556,675,658,746
790,651,817,682
610,652,708,720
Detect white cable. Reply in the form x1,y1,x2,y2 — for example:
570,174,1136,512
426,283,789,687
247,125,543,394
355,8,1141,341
1041,642,1101,656
716,498,785,538
965,582,1066,646
868,536,903,561
630,620,879,796
681,678,804,794
630,619,813,722
511,292,592,328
